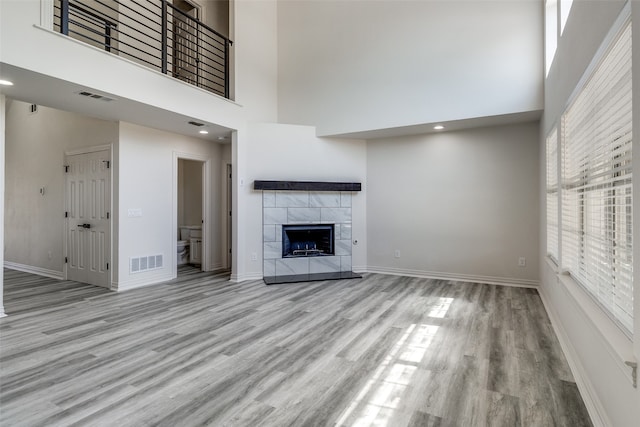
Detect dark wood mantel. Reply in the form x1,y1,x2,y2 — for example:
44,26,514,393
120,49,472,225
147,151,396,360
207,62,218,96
253,180,362,192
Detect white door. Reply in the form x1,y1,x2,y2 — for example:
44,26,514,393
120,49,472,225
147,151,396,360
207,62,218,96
65,150,111,288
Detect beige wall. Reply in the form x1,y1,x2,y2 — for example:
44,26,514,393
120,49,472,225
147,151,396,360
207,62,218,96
367,122,540,285
4,100,119,276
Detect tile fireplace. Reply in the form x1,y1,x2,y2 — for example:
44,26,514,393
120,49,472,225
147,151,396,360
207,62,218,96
255,180,362,285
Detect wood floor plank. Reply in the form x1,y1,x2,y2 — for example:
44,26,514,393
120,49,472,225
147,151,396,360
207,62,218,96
0,268,593,426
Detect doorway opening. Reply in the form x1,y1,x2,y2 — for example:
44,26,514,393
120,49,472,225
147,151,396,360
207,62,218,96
226,163,232,269
177,158,206,274
172,0,201,86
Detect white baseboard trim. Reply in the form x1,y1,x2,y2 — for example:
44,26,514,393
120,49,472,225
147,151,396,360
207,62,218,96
114,272,174,292
538,287,610,427
208,262,224,271
4,262,64,280
364,266,539,288
0,307,6,318
229,272,263,283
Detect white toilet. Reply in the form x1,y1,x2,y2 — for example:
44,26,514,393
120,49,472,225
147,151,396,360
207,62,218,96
177,239,190,265
177,226,202,265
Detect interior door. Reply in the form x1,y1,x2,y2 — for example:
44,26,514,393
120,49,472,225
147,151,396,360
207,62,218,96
66,150,111,288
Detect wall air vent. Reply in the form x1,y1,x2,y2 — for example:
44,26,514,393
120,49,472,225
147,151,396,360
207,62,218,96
188,121,205,127
130,254,163,274
77,90,115,102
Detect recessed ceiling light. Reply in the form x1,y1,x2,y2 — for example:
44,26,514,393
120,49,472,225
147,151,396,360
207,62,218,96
217,136,228,141
199,130,209,134
0,79,14,86
434,125,445,130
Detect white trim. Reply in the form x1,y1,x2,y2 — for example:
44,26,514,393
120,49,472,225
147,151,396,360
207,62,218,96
564,1,631,112
173,152,212,274
65,143,113,156
229,272,263,283
40,0,54,30
538,284,612,427
557,273,636,386
365,266,539,288
4,262,64,280
113,272,175,291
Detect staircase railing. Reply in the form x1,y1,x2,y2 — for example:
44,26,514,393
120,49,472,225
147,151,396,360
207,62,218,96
54,0,233,99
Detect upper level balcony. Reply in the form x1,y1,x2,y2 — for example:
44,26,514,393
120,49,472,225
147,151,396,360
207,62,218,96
53,0,233,99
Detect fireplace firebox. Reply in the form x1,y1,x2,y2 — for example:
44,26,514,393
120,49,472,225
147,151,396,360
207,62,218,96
282,224,334,258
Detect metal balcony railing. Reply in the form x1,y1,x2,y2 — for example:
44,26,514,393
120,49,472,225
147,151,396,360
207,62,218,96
54,0,233,98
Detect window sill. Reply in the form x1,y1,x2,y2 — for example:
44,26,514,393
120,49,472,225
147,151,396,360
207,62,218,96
554,269,637,387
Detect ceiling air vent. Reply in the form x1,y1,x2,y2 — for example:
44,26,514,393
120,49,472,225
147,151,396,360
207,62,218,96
77,90,115,102
188,121,205,127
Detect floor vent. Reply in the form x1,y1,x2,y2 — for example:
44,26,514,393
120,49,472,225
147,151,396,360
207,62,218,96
130,255,163,274
77,90,115,102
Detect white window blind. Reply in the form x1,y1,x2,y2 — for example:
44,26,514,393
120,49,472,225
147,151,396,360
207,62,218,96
546,128,559,261
561,21,633,334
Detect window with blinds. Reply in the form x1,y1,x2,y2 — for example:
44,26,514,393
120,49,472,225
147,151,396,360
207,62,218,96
561,21,633,334
546,128,559,262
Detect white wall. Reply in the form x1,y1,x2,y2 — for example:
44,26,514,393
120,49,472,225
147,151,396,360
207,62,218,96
235,122,367,280
540,1,640,426
0,0,277,132
367,122,539,286
4,100,119,277
233,0,278,122
0,94,6,317
277,0,543,136
117,122,225,289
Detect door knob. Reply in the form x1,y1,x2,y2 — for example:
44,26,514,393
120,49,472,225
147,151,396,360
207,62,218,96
81,224,91,229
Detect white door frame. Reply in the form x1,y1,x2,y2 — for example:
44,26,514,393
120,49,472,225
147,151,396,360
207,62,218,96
172,151,211,276
63,144,113,289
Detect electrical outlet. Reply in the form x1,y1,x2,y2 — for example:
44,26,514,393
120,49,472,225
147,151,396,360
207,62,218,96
47,251,52,260
394,250,401,258
251,252,257,261
518,257,526,267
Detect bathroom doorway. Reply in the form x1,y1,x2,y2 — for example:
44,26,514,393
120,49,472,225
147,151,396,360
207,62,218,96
177,158,205,273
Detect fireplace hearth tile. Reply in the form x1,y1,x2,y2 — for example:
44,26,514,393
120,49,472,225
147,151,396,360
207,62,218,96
276,192,309,208
340,256,352,272
321,207,352,223
287,208,321,223
276,258,310,276
310,192,340,208
275,224,282,242
341,224,352,240
264,260,276,277
341,193,352,207
309,256,341,274
263,225,276,242
263,242,282,260
335,240,352,256
263,191,276,208
264,208,287,225
263,271,362,285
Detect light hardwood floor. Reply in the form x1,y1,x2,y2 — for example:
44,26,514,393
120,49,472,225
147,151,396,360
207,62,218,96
0,268,592,426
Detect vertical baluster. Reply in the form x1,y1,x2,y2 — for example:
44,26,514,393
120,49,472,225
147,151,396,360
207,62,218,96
60,0,70,35
105,24,111,52
224,38,230,99
161,0,168,74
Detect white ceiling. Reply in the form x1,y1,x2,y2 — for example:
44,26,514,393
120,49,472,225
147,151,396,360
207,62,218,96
0,63,233,143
